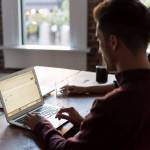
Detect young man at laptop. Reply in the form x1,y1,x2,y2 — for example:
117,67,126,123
25,0,150,149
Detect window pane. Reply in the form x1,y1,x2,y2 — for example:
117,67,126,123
140,0,150,7
22,0,70,46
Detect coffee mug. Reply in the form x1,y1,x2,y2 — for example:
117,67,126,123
96,65,108,83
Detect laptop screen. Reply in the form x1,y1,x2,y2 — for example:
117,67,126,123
0,71,41,117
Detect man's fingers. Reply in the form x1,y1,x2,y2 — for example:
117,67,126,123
24,115,32,125
56,107,75,119
60,86,79,96
56,114,71,122
57,108,68,114
25,113,35,121
57,107,74,114
60,89,69,95
25,113,40,122
61,85,69,89
61,86,75,92
27,112,33,116
31,112,41,116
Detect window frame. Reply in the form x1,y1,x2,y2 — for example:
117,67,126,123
2,0,88,51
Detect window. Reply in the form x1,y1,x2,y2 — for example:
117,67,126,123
2,0,87,50
140,0,150,7
22,0,70,46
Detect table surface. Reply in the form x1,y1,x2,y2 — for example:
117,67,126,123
0,66,115,150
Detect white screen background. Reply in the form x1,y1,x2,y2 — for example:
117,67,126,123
0,71,41,117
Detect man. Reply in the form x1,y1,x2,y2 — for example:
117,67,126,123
25,0,150,149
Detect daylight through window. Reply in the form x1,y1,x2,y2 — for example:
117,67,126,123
140,0,150,7
22,0,70,46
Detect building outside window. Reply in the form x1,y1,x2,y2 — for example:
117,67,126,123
22,0,70,46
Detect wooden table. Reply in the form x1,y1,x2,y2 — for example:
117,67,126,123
0,66,115,150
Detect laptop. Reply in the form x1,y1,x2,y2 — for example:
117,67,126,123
0,67,67,130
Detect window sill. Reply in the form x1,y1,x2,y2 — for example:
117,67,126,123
2,45,90,53
2,45,89,70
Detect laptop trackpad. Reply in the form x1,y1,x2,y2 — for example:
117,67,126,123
48,115,68,129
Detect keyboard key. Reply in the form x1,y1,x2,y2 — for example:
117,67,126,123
16,105,59,124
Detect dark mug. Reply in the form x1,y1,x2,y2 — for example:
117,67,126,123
96,65,108,83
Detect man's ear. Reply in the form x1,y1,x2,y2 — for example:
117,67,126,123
109,35,118,51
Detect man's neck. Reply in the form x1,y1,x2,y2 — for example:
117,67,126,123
116,53,150,73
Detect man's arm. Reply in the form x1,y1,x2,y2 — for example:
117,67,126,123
26,98,117,150
85,83,116,94
61,83,117,96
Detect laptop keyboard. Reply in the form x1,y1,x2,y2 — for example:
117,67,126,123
16,116,26,124
16,105,59,124
35,106,58,118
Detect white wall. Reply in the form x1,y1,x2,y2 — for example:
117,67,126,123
3,49,87,70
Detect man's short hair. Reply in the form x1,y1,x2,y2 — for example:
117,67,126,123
93,0,150,53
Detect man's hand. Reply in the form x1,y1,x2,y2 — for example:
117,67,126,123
25,113,53,130
55,107,84,126
60,85,87,96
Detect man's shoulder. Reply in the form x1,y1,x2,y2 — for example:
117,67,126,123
92,87,130,111
95,87,126,103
